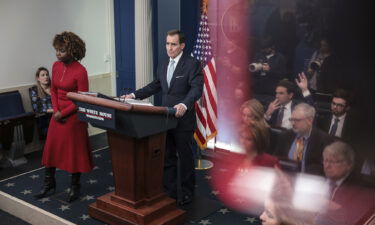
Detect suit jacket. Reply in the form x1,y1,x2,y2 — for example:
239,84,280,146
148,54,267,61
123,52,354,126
268,95,314,129
316,173,375,225
134,53,203,131
316,111,358,146
275,127,333,175
268,100,298,128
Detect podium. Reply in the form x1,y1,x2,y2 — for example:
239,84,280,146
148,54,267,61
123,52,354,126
67,92,186,225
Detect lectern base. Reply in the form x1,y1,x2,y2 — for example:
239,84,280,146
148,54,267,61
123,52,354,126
89,192,186,225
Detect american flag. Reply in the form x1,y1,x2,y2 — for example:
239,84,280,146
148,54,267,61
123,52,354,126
192,11,217,150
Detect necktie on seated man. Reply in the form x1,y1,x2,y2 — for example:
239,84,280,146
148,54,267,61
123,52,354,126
328,180,337,200
293,136,304,161
275,106,285,127
329,118,340,136
167,60,175,87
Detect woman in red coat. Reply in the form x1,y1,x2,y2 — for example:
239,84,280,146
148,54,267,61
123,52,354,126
34,31,93,202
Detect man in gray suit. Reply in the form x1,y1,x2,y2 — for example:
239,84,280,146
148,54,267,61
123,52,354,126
275,103,333,175
123,29,203,205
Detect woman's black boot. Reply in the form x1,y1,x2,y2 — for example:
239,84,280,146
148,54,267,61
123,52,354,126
68,173,81,203
34,167,56,199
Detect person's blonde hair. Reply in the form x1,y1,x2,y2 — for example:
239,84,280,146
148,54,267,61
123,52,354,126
240,99,270,153
240,99,268,125
35,67,50,98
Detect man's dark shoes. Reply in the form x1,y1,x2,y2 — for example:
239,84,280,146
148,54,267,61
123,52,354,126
178,195,193,206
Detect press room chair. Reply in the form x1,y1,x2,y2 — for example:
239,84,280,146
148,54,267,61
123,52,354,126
0,90,35,168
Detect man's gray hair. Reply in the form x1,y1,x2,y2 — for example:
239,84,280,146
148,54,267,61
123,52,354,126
324,141,355,166
294,103,316,120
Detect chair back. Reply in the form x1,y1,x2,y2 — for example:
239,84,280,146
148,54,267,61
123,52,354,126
0,91,26,120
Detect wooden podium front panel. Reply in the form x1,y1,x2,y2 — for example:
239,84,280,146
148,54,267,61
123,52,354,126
107,130,166,206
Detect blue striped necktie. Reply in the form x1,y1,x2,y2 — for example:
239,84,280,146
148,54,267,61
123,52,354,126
167,60,175,87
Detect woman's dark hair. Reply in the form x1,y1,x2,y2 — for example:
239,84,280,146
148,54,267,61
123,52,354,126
35,67,50,98
53,31,86,61
240,123,270,155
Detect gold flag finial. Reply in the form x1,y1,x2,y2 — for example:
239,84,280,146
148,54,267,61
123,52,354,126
202,0,209,14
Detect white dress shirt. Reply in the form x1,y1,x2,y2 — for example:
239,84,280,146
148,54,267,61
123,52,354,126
281,101,292,129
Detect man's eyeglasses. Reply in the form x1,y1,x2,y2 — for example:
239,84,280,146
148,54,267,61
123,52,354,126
322,159,345,165
289,118,305,123
331,102,346,108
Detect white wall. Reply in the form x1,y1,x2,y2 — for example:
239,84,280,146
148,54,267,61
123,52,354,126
0,0,115,90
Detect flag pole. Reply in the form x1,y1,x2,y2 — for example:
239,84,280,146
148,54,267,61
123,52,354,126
195,145,213,170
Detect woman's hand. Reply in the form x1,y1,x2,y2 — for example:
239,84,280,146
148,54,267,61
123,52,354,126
53,111,63,122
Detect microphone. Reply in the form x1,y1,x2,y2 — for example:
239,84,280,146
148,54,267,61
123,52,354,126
166,107,177,116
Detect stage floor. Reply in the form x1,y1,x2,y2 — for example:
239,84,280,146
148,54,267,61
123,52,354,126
0,133,262,225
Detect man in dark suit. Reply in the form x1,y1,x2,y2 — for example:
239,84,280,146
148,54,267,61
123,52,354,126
275,103,333,175
265,73,315,130
316,141,375,225
298,85,365,172
316,89,357,143
294,75,357,144
265,79,297,130
123,29,203,205
264,77,313,129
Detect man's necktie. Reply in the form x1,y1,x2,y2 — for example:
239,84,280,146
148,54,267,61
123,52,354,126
293,136,304,161
328,180,337,199
329,118,340,136
167,60,175,87
275,106,285,127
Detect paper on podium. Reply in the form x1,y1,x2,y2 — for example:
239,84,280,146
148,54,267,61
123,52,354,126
125,99,153,106
114,97,153,106
79,92,118,101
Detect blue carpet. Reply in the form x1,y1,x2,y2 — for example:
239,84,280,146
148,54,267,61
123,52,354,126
0,147,262,225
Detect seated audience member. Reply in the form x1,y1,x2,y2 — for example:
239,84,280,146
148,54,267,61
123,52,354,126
251,37,287,96
239,124,280,168
241,99,277,154
316,141,375,225
29,67,53,139
296,77,364,169
265,78,313,130
210,123,280,214
264,79,295,130
297,80,357,142
317,89,358,142
275,103,333,175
